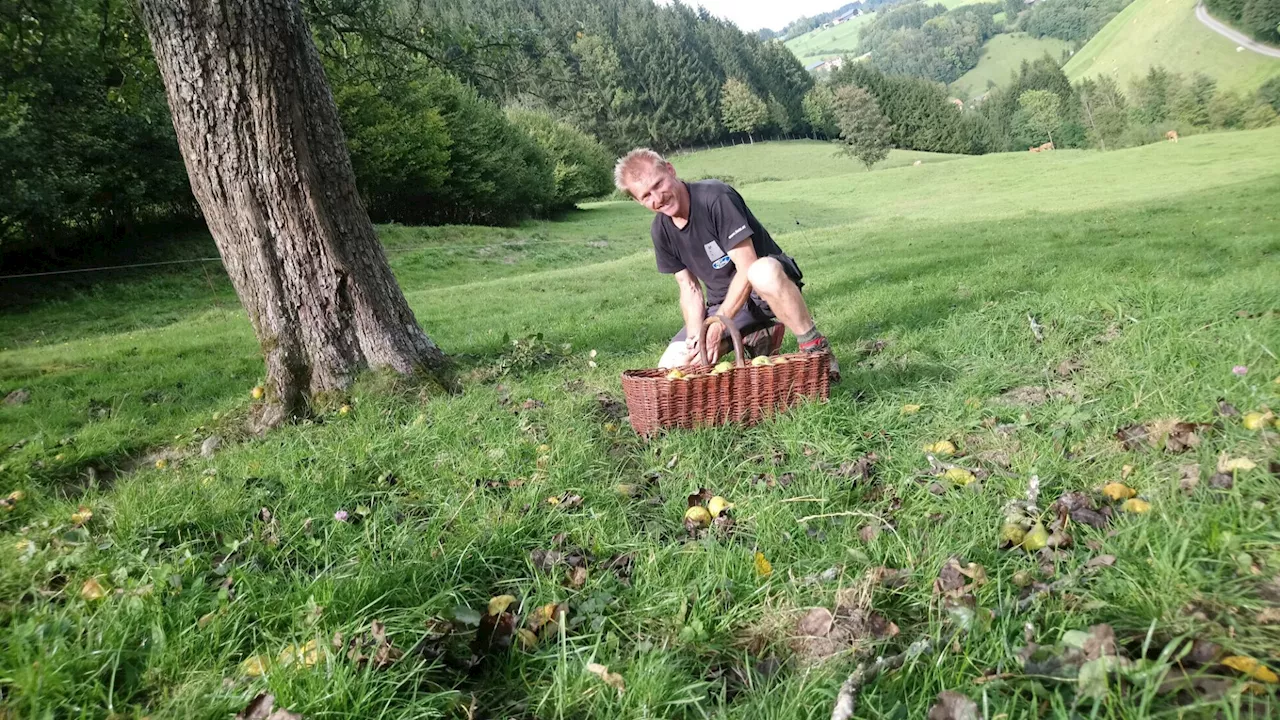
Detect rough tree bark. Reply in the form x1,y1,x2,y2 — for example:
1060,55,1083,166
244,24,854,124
137,0,450,429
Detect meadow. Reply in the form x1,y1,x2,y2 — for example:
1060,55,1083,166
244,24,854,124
2,130,1280,718
784,14,877,66
1064,0,1280,93
950,32,1074,102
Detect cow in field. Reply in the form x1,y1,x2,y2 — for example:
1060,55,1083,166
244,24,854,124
1029,141,1054,153
1166,130,1179,143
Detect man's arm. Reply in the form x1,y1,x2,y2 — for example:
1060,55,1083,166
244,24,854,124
675,269,707,364
699,241,757,363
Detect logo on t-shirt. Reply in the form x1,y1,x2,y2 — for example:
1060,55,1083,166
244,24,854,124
712,256,731,270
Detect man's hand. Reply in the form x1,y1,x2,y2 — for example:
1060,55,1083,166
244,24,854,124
702,320,725,364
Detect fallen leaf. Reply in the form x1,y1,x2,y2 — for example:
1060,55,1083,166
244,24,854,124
80,577,106,601
70,506,93,526
234,693,303,720
1178,464,1200,493
530,548,565,571
958,562,987,585
277,638,319,668
1256,608,1280,625
794,607,834,636
567,566,588,588
240,654,269,677
901,404,922,414
1209,473,1234,490
1121,464,1134,479
1101,483,1136,501
935,557,968,595
1121,498,1151,514
451,606,482,626
516,627,538,650
585,662,626,695
1217,401,1240,417
834,453,878,482
1218,455,1257,473
488,595,517,616
1085,555,1117,569
1057,359,1084,377
859,525,881,543
927,690,978,720
1223,655,1279,683
754,552,773,578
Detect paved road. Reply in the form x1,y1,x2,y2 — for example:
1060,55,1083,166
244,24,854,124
1195,2,1280,59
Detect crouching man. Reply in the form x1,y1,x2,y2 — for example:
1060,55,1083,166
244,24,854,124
613,148,839,381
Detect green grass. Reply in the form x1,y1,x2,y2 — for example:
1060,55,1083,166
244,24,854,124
1064,0,1280,93
950,32,1074,102
785,13,877,67
3,129,1280,718
668,141,961,185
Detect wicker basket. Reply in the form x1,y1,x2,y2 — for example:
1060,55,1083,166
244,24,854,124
621,315,830,436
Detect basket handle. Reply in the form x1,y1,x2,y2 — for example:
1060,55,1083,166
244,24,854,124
697,314,747,367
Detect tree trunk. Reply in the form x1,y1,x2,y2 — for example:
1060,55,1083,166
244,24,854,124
137,0,450,428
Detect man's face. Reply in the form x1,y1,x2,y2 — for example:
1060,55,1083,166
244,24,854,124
627,162,685,217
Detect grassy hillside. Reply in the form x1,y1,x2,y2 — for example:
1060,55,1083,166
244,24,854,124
784,0,992,66
784,12,877,66
950,32,1074,101
669,141,960,184
3,130,1280,718
1064,0,1280,92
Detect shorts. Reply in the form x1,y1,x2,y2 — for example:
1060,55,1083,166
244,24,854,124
670,254,803,344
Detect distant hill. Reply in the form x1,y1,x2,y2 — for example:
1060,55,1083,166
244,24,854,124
1063,0,1280,93
950,32,1073,101
783,0,997,68
784,11,879,67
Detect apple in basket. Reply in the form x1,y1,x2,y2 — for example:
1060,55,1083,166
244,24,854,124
750,356,772,367
666,368,691,381
712,361,733,375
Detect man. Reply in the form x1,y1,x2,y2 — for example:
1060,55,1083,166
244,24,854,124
614,148,839,381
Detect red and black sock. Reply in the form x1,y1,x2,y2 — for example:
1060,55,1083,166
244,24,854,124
797,327,829,353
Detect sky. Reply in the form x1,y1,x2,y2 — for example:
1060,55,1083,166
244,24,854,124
655,0,849,32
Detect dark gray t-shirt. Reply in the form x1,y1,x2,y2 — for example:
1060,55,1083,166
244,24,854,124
650,180,788,306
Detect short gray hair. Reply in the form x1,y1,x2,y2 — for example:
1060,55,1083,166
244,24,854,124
613,148,667,194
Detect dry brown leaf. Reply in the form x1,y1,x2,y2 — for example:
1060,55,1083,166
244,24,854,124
795,608,834,637
235,693,303,720
927,690,978,720
567,566,588,589
585,662,626,695
1178,464,1200,493
1256,608,1280,625
1085,555,1117,569
859,524,881,543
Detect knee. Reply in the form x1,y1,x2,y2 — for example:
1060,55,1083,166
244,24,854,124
746,256,786,294
658,342,686,369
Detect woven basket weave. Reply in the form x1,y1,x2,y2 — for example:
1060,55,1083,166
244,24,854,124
621,315,830,436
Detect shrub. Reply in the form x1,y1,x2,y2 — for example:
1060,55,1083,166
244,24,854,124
332,69,554,226
506,109,613,208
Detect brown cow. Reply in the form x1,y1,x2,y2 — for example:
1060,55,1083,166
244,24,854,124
1029,141,1054,153
1166,130,1179,143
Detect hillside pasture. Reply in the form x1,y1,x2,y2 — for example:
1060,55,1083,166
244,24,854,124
1064,0,1280,92
2,130,1280,719
950,32,1074,101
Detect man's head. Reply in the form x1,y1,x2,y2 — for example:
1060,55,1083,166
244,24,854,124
614,148,688,218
